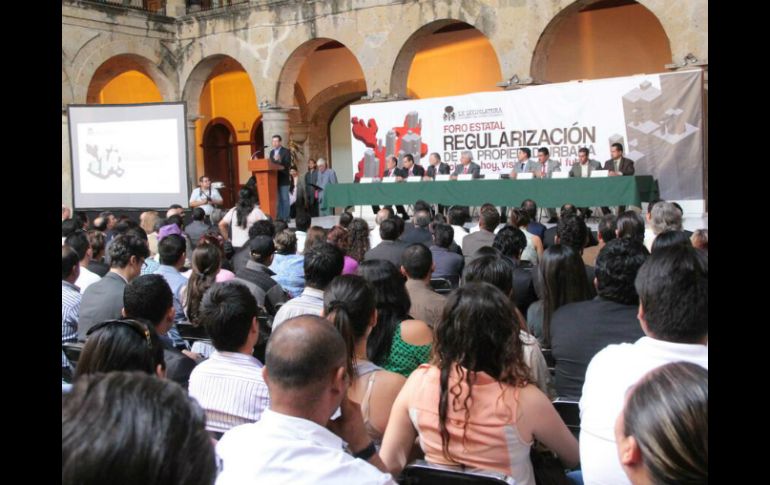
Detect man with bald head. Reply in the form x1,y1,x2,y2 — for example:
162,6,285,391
216,315,395,484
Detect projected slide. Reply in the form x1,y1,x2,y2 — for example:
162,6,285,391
68,103,189,209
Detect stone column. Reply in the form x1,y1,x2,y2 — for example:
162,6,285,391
62,109,73,209
290,122,309,173
186,116,199,191
261,108,291,147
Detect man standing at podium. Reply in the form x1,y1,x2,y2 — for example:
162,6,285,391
270,134,292,220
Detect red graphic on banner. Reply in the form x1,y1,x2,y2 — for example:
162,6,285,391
351,114,428,180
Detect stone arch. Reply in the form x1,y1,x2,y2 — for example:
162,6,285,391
71,39,176,104
531,0,675,82
85,54,170,104
62,64,74,108
389,18,502,98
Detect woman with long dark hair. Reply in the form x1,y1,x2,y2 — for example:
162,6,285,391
219,187,267,249
347,218,371,263
356,259,433,378
181,244,221,326
380,282,578,481
327,226,358,275
323,274,406,445
529,244,592,347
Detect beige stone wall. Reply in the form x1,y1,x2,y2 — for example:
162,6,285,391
62,0,707,199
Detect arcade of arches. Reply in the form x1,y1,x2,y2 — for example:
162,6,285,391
62,0,707,209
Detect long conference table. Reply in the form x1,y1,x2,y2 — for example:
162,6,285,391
322,175,659,210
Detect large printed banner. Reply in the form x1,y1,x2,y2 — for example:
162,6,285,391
350,70,704,200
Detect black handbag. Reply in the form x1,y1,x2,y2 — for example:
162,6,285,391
529,444,572,485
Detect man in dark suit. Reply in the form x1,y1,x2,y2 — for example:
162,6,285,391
493,226,538,316
401,153,424,179
429,223,464,286
78,233,150,341
601,142,635,216
377,156,409,220
425,152,451,215
451,151,481,178
364,218,409,268
400,210,432,245
550,238,648,400
543,204,579,249
462,204,499,264
269,134,293,220
185,207,210,245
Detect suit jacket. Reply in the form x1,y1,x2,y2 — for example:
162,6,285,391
383,167,407,178
513,159,542,174
400,227,433,246
543,225,558,249
603,156,635,175
569,160,603,178
452,161,481,178
426,162,451,178
405,279,447,329
364,240,410,268
78,272,127,341
87,260,110,277
542,158,563,178
508,258,537,316
404,164,425,178
305,169,319,204
550,297,645,399
462,229,496,264
269,146,292,186
185,220,210,246
430,245,464,285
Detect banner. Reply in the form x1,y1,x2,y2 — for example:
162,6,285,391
350,70,704,200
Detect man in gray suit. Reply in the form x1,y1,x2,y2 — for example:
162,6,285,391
461,204,500,264
451,151,481,178
570,147,603,218
364,218,409,268
537,147,563,223
78,233,150,341
511,147,541,178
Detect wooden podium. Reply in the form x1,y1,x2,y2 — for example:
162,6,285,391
248,158,285,219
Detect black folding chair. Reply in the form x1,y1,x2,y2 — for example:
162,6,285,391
552,398,581,440
430,278,453,295
400,460,516,485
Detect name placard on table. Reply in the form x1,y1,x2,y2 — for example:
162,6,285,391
435,174,451,181
517,172,534,180
457,174,474,181
551,172,569,179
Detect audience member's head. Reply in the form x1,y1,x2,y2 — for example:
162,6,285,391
462,254,515,299
379,218,399,242
274,230,298,255
295,212,312,233
432,223,454,249
62,219,79,239
616,211,646,244
326,226,350,255
478,204,500,232
123,274,174,333
433,282,529,462
87,230,106,260
594,238,648,305
185,244,222,324
651,230,692,253
650,202,683,235
62,371,216,485
140,211,159,234
158,234,186,267
347,218,371,262
304,226,327,253
75,211,89,230
413,210,431,229
166,205,184,219
304,242,344,290
375,208,393,225
210,208,224,227
264,315,348,417
249,219,275,240
191,207,206,222
508,207,530,228
520,199,538,221
616,362,708,485
323,274,377,378
356,259,410,365
539,244,591,346
158,223,183,242
198,282,260,352
556,214,589,254
76,319,165,379
597,214,618,244
62,205,71,221
493,226,527,261
62,244,80,281
274,219,289,234
448,206,469,227
690,228,708,251
645,198,663,220
560,203,578,219
108,234,150,276
338,211,354,229
400,243,433,280
65,230,91,263
635,245,707,343
249,235,276,265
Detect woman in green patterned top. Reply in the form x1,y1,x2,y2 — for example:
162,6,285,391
357,259,433,377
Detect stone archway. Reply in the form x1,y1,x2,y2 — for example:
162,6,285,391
85,54,167,104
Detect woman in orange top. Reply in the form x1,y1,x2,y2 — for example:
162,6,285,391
380,282,579,483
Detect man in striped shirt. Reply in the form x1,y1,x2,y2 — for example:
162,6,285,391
188,282,270,434
271,242,344,330
62,245,81,377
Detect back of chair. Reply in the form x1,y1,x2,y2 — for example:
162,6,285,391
252,313,272,363
176,321,210,342
552,399,580,439
401,460,516,485
62,342,85,366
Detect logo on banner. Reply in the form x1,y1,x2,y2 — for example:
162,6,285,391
443,106,455,121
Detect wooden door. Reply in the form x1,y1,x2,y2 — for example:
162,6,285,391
202,122,236,209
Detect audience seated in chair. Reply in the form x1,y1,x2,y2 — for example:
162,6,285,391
401,243,446,329
429,223,463,286
63,372,216,485
216,315,396,484
269,230,306,297
188,282,270,434
380,282,579,481
492,226,538,316
579,245,707,485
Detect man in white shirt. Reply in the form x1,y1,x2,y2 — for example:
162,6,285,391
369,208,391,249
272,242,344,330
216,315,395,485
188,282,270,434
65,230,101,294
579,245,708,485
189,175,223,217
294,212,311,254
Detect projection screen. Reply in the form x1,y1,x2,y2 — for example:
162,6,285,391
68,102,189,209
